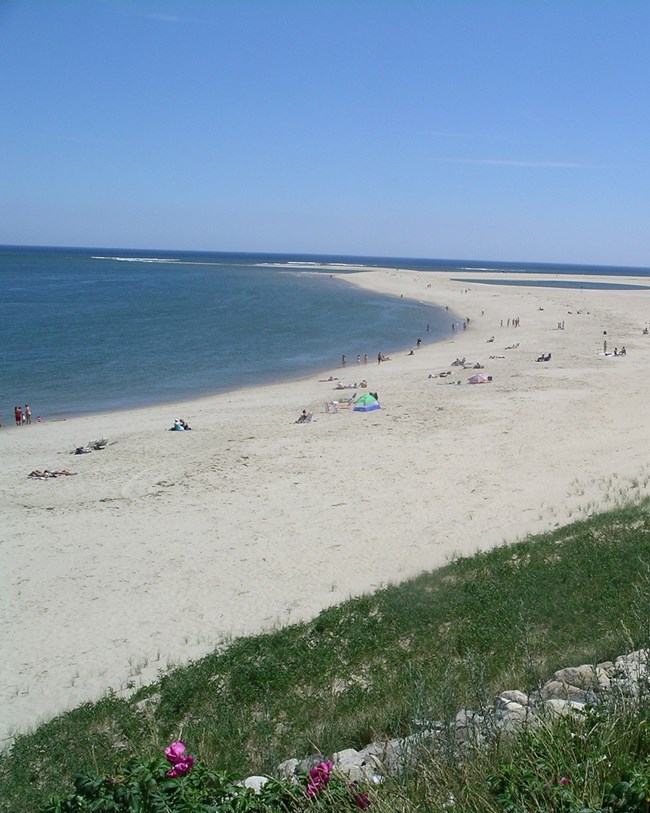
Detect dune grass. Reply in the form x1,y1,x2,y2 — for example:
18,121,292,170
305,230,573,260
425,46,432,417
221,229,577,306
3,500,650,811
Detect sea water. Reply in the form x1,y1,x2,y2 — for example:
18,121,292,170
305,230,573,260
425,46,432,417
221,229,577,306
0,247,447,419
1,246,647,420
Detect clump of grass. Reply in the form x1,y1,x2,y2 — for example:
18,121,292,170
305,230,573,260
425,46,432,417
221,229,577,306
3,499,650,811
373,693,650,813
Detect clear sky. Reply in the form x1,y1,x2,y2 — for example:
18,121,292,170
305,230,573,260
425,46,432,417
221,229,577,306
1,0,648,265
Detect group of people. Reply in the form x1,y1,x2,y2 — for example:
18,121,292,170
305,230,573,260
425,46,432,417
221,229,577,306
342,352,397,367
335,379,367,389
342,354,370,366
14,404,32,426
28,469,77,479
603,339,627,356
170,418,192,431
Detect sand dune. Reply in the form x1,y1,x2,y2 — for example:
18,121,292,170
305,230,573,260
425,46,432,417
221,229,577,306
2,268,650,743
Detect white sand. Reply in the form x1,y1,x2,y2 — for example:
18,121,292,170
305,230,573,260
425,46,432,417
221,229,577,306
3,268,650,743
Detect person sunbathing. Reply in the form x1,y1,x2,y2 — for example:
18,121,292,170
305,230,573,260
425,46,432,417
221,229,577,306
29,469,78,478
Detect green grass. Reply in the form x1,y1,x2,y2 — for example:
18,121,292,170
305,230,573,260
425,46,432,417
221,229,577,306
3,500,650,812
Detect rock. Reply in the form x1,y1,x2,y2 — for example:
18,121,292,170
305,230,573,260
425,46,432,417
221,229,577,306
270,650,649,793
544,698,585,716
332,748,363,767
494,703,530,735
298,754,325,774
455,708,487,746
551,664,598,689
496,689,529,707
276,758,299,780
540,679,596,705
242,776,269,793
331,748,366,781
613,650,650,695
551,664,605,690
356,743,385,772
358,738,411,775
597,660,616,677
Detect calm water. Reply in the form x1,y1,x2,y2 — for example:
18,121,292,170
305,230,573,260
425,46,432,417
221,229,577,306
0,247,448,419
1,246,647,420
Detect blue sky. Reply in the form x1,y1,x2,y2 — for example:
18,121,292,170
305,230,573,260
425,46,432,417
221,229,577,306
1,0,648,265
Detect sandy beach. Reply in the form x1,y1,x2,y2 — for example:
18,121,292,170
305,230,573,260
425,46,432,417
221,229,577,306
3,268,650,744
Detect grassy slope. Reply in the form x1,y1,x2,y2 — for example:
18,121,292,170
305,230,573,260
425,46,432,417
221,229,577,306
3,500,650,811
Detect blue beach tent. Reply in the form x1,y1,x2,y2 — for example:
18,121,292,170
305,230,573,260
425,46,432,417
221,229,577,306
353,393,380,412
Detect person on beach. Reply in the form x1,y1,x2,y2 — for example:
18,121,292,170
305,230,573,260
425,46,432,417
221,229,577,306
25,404,31,425
417,338,422,348
341,354,347,367
15,405,22,426
377,352,382,364
363,354,368,365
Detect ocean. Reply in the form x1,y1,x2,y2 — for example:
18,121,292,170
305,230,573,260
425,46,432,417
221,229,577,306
1,246,648,420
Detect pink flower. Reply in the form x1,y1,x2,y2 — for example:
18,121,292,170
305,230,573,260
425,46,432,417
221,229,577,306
165,741,188,764
306,761,333,797
166,755,195,778
349,781,371,809
164,741,195,777
560,777,570,786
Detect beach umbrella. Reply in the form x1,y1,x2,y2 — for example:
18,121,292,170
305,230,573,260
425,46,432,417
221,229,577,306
353,393,381,411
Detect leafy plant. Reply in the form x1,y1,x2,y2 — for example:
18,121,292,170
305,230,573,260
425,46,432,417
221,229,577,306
40,745,372,813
